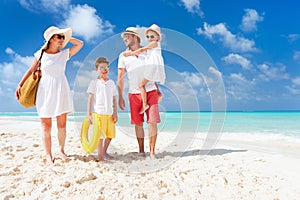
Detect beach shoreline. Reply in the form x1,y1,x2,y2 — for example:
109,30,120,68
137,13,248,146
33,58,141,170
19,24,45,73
1,118,300,199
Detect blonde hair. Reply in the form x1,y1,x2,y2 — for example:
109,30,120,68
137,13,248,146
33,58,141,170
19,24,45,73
95,57,109,68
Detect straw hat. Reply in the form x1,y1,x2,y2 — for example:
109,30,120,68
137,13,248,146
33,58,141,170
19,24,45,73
42,26,72,50
145,24,161,39
121,27,141,40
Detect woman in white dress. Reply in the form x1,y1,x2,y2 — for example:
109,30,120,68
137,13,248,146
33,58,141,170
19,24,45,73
16,26,84,164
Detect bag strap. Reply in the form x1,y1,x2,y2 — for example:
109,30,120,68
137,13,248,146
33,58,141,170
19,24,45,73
34,50,44,72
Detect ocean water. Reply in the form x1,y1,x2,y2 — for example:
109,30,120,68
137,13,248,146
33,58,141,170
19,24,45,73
1,111,299,140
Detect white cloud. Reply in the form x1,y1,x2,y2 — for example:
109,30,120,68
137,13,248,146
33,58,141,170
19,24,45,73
258,63,289,81
286,85,300,95
288,34,300,43
180,72,204,86
180,0,203,17
0,48,33,90
222,53,251,70
292,77,300,85
226,73,255,100
293,51,300,61
18,1,115,43
208,66,222,78
19,0,71,13
286,77,300,94
197,22,257,52
72,60,84,68
61,4,114,42
240,9,263,32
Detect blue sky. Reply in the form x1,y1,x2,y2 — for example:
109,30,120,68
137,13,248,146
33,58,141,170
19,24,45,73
1,0,300,112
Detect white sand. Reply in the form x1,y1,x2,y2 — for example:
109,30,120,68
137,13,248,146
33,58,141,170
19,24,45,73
1,118,300,200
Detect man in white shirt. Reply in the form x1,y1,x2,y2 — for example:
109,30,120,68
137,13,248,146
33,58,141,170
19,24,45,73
118,27,160,159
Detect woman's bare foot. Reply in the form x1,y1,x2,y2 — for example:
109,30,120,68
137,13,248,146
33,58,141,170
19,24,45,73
139,104,149,114
59,151,69,161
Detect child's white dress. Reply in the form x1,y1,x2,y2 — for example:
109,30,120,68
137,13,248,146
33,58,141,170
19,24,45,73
144,42,166,84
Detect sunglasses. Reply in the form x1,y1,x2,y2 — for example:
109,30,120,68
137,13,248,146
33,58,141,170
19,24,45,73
55,34,65,40
146,35,156,39
99,66,109,71
122,34,132,39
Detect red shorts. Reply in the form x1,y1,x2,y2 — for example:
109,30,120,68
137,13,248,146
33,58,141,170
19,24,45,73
129,90,161,124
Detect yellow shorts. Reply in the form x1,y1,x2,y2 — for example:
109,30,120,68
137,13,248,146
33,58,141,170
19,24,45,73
96,114,116,139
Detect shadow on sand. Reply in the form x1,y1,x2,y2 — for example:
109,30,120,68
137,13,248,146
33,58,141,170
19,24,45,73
67,148,247,163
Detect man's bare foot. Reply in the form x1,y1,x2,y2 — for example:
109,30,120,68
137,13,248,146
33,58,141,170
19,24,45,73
104,153,114,160
139,104,149,114
43,155,54,165
150,153,156,159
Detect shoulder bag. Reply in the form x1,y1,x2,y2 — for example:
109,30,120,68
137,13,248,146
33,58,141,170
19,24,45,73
18,50,44,108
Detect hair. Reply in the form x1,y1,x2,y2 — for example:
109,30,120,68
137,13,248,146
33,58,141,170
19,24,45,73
135,34,141,43
95,57,109,68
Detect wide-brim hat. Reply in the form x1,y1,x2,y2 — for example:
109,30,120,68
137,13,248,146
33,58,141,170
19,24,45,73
121,27,141,40
145,24,161,39
41,26,72,50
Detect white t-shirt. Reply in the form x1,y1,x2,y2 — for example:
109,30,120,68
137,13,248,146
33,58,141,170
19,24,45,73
118,50,157,94
87,79,116,115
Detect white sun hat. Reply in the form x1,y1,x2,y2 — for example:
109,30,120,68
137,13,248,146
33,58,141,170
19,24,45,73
145,24,161,39
121,27,141,40
41,26,72,50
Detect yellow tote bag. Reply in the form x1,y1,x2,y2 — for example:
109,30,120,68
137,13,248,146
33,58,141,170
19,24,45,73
18,50,44,108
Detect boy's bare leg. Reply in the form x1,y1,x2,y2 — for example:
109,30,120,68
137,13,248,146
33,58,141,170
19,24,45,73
103,138,113,159
98,139,105,161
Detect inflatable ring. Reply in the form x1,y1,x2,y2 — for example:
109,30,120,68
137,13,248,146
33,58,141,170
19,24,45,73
80,113,100,154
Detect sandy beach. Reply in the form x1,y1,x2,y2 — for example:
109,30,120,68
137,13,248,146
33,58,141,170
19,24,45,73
1,118,300,200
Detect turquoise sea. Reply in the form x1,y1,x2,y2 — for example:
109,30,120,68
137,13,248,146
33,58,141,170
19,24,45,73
1,111,299,141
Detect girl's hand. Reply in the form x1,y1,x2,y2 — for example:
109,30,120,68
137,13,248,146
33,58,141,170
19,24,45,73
123,51,132,57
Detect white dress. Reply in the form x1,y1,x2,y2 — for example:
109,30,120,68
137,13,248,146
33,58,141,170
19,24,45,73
144,42,166,84
34,49,74,118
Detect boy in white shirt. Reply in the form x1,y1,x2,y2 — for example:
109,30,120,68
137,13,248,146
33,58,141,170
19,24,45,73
87,57,118,161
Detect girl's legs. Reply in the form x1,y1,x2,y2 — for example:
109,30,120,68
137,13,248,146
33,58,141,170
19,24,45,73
139,78,150,114
40,117,53,164
56,113,68,159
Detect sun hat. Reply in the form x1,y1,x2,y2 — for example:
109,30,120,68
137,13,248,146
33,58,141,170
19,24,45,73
145,24,161,39
121,27,141,40
41,26,72,50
